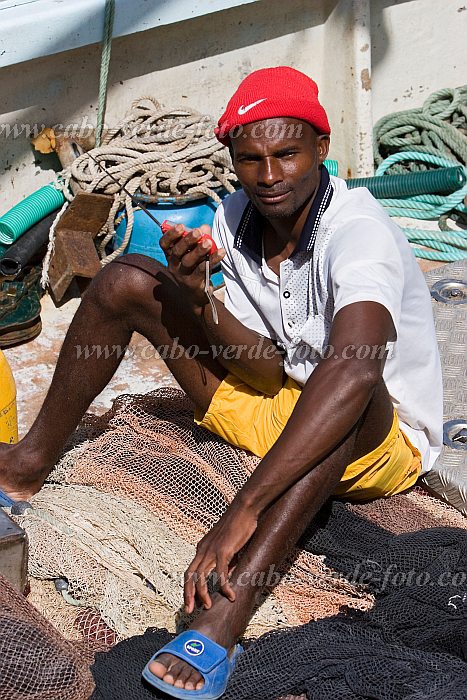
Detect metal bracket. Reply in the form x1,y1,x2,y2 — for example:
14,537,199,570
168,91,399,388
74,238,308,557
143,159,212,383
443,419,467,450
431,279,467,305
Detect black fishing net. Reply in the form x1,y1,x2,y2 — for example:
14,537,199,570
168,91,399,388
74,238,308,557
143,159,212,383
91,501,467,700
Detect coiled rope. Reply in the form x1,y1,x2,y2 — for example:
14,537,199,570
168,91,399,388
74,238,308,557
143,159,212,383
374,86,467,172
70,98,238,264
373,87,467,261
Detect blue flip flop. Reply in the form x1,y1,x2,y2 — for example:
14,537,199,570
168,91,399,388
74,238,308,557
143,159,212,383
142,630,243,700
0,489,15,507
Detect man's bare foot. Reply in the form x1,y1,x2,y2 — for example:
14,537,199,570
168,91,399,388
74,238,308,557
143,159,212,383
148,595,239,691
0,442,49,502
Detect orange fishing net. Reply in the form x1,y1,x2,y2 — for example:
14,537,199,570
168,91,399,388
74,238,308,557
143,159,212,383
0,573,95,700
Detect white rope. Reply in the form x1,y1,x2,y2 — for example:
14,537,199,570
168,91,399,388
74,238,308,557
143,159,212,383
40,200,69,289
40,172,74,288
69,97,238,265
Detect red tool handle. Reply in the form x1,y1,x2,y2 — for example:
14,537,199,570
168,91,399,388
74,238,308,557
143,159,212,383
160,220,218,256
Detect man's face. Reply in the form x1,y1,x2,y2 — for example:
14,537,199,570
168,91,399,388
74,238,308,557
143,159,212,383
230,118,330,219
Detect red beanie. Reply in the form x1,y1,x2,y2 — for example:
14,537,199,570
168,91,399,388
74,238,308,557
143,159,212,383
215,66,330,145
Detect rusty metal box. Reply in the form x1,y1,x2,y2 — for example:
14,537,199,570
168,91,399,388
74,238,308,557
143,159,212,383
0,508,28,592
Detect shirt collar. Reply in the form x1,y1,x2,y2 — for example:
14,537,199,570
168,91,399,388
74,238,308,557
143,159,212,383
234,165,333,265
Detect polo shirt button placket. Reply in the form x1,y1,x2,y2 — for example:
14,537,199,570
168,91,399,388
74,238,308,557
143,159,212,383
283,290,291,299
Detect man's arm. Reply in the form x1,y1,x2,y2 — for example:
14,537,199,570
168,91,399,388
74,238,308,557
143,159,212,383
195,296,285,394
184,299,396,610
235,299,395,510
161,224,285,394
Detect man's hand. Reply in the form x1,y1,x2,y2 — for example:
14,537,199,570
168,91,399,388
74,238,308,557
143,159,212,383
160,224,225,311
184,500,258,613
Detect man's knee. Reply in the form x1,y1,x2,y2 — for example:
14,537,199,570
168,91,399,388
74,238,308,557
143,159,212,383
87,254,165,315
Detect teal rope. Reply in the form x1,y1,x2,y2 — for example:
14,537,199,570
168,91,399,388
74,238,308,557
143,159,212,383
375,152,467,262
95,0,116,147
407,246,466,262
404,228,467,261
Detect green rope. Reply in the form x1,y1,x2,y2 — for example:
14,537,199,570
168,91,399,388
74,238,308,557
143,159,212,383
373,86,467,173
95,0,116,148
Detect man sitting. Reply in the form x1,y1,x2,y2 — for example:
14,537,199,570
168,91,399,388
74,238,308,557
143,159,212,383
0,67,442,699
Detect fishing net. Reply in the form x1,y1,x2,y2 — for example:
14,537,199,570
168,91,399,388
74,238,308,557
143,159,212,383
223,509,467,700
90,500,467,700
0,573,95,700
8,388,467,699
13,388,375,642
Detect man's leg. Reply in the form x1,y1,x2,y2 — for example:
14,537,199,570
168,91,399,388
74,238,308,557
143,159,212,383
149,379,394,691
0,254,228,500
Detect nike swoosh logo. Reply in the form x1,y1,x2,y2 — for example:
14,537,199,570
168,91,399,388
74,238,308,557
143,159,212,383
238,98,267,115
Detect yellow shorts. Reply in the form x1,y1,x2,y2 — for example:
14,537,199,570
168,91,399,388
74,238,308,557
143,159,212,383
194,373,422,501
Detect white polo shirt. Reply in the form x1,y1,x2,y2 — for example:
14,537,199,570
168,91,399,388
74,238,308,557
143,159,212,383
211,168,443,474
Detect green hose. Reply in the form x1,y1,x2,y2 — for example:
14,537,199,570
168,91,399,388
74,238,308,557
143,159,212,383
375,153,467,219
324,159,338,176
347,166,465,199
0,184,65,246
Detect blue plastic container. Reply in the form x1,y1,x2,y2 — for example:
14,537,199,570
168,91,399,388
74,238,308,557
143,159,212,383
113,194,229,287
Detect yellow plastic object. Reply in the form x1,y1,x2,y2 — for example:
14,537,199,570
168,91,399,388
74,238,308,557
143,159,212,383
0,350,18,444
